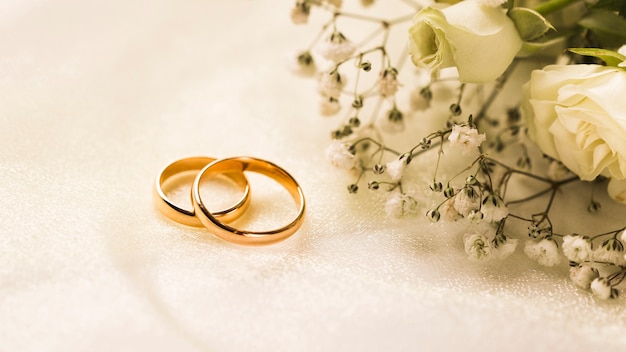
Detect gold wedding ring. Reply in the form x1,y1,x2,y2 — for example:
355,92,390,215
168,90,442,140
154,156,251,227
192,157,306,246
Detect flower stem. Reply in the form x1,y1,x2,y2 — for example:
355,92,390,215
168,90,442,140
533,0,582,16
475,60,517,124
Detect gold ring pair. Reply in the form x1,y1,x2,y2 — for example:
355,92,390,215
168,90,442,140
154,156,305,246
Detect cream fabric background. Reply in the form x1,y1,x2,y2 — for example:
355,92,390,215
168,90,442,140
2,1,626,351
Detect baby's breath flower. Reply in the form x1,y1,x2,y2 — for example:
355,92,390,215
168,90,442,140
562,235,593,263
319,71,346,99
386,157,407,182
372,164,385,174
524,239,561,267
319,97,341,116
492,237,518,260
527,223,543,238
449,103,462,116
593,245,626,266
378,68,400,97
348,116,361,127
389,107,404,122
569,265,599,289
480,193,508,222
464,231,492,262
287,50,317,77
467,209,483,224
426,209,441,222
453,187,480,217
380,106,405,133
385,193,418,218
588,200,601,213
590,277,614,300
547,160,571,181
409,87,431,111
325,140,356,169
448,124,487,155
290,1,311,24
317,31,356,63
430,181,443,192
439,198,461,221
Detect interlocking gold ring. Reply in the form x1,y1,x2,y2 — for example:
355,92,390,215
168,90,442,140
192,157,306,246
154,156,250,227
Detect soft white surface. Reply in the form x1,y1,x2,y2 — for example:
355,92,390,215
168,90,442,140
2,1,626,351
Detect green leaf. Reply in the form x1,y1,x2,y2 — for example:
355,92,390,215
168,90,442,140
516,37,563,58
508,7,555,42
589,0,626,16
568,48,626,66
578,9,626,48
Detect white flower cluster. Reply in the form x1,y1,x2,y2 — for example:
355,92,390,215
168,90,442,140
319,71,346,99
319,97,341,116
287,51,317,77
290,1,310,24
448,124,487,155
569,265,598,289
377,68,400,97
590,278,616,300
289,0,626,301
480,194,509,223
562,235,592,263
290,0,343,25
431,187,509,227
453,187,480,217
463,230,518,262
524,239,561,267
325,140,356,169
540,232,626,300
385,193,418,218
385,157,407,182
317,31,356,64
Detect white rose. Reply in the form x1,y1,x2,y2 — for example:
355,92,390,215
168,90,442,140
608,178,626,203
522,64,626,204
408,1,522,83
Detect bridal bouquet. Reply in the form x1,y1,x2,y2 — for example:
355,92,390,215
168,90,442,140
287,0,626,299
